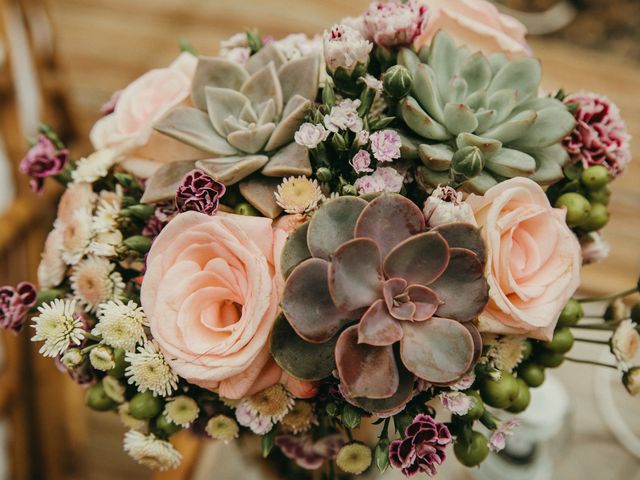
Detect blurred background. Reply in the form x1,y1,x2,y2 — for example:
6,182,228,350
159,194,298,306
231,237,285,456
0,0,638,479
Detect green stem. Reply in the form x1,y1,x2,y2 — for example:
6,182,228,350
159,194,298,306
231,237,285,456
379,417,390,441
84,333,102,342
570,323,617,331
565,357,618,369
578,287,638,304
574,337,610,345
80,344,99,355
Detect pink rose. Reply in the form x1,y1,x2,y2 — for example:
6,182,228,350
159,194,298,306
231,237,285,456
466,178,581,341
141,211,288,399
90,52,202,178
414,0,531,57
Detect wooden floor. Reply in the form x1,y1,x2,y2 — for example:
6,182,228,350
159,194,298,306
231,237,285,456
39,0,640,478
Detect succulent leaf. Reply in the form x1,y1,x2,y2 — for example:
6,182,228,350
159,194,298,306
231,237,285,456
261,142,312,177
245,43,286,74
227,122,275,153
140,160,197,204
405,285,441,321
278,55,320,103
264,96,311,151
196,155,269,185
510,107,576,149
238,177,283,219
528,144,568,185
191,57,250,110
413,64,445,124
204,87,252,137
346,366,416,415
400,97,451,141
240,63,284,116
482,110,537,143
358,300,405,346
484,148,536,178
463,322,483,364
418,144,453,171
383,232,449,287
280,221,311,279
444,103,478,135
432,223,486,265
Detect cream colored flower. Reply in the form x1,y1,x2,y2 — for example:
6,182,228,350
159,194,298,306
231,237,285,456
38,225,67,289
123,431,181,471
70,256,125,312
611,320,640,367
275,176,324,214
125,341,178,397
60,210,94,265
31,299,85,357
206,415,239,442
72,148,117,184
94,300,147,351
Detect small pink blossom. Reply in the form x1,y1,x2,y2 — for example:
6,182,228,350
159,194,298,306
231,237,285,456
294,123,329,149
354,166,404,194
423,185,476,227
563,92,631,176
324,99,364,133
222,47,251,65
235,403,273,435
323,24,372,74
580,232,610,265
489,418,521,452
450,371,476,391
350,150,373,174
355,130,370,147
439,392,475,416
363,0,428,47
360,74,383,92
276,434,345,471
369,129,401,163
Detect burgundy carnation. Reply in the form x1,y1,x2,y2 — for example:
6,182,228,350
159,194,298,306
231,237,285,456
563,92,631,176
175,169,226,215
0,282,37,334
389,414,452,477
275,433,346,470
19,135,69,193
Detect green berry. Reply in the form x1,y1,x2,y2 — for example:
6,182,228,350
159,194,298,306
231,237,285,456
507,379,531,413
479,372,519,409
557,299,583,327
554,193,591,227
588,186,611,205
85,382,117,412
581,202,609,232
234,202,260,216
454,432,490,467
521,340,533,361
129,391,163,420
382,65,413,99
545,327,575,354
108,348,127,379
535,349,565,369
518,363,545,388
459,390,484,422
581,165,610,190
156,414,182,436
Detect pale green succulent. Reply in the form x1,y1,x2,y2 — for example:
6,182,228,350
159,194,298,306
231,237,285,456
396,31,576,194
141,44,320,217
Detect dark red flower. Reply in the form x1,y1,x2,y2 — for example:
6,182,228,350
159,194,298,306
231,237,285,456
275,433,346,470
19,135,69,193
389,414,451,477
0,282,37,334
175,170,226,215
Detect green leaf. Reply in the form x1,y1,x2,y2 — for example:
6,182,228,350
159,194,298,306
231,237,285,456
393,412,413,436
341,404,362,429
178,37,197,55
369,116,395,131
261,429,276,458
375,439,391,473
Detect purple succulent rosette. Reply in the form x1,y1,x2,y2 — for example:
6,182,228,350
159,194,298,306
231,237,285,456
272,193,488,414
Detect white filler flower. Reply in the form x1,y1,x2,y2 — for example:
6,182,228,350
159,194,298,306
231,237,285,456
31,299,85,357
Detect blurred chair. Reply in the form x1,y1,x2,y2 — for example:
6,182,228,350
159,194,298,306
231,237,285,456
0,0,83,479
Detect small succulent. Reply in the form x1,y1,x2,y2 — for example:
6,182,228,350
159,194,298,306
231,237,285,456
141,43,321,217
271,194,487,414
396,31,576,194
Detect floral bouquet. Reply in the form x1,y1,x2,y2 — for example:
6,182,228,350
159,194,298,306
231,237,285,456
3,0,637,477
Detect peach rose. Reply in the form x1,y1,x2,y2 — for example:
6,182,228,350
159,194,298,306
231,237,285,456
415,0,531,57
141,211,311,399
466,178,581,341
90,52,203,178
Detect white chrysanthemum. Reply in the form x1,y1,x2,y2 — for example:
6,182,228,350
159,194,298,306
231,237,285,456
86,230,123,258
70,256,125,312
484,335,525,372
72,148,117,184
94,300,148,351
274,176,324,214
125,341,178,397
31,299,85,357
611,319,640,367
38,225,67,289
89,345,116,371
236,384,294,434
164,396,199,427
123,430,181,471
60,210,94,265
92,190,122,234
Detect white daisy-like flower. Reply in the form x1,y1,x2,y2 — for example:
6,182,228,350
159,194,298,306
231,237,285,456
38,224,67,289
60,210,94,265
483,335,525,372
125,341,178,397
164,396,200,427
72,148,117,184
235,384,294,434
611,319,640,367
92,189,123,234
70,256,125,312
94,300,148,351
123,430,181,471
274,176,324,214
439,391,475,416
31,299,85,357
86,230,123,258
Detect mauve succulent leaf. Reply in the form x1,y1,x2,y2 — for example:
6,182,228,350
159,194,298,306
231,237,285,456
383,278,407,312
347,366,415,415
461,170,498,194
463,322,483,364
482,110,537,144
406,285,441,321
308,196,368,260
443,103,478,135
488,89,518,124
389,302,416,321
329,238,384,311
282,258,355,343
204,87,251,137
418,143,453,172
270,314,337,381
488,58,541,102
153,107,238,155
278,55,320,103
510,107,576,149
400,318,474,384
245,43,286,75
336,326,399,399
431,248,488,322
528,144,568,184
280,221,311,279
357,300,404,347
458,52,492,94
415,166,451,191
456,132,501,156
355,194,426,259
196,155,269,185
432,223,486,265
261,142,312,177
227,122,275,154
264,96,311,151
238,176,283,219
400,97,451,141
191,57,250,110
485,148,536,178
383,232,449,287
413,64,444,124
240,63,284,116
140,160,197,204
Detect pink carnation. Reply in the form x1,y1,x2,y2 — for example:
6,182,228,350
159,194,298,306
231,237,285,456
563,92,631,176
354,166,404,195
350,150,373,174
369,129,401,163
363,0,428,47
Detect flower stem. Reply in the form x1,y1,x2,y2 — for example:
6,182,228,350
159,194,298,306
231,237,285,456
84,332,102,342
578,287,638,304
379,417,390,441
570,323,617,331
565,357,618,369
573,337,610,345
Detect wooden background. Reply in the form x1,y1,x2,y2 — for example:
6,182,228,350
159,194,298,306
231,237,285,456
8,0,640,478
